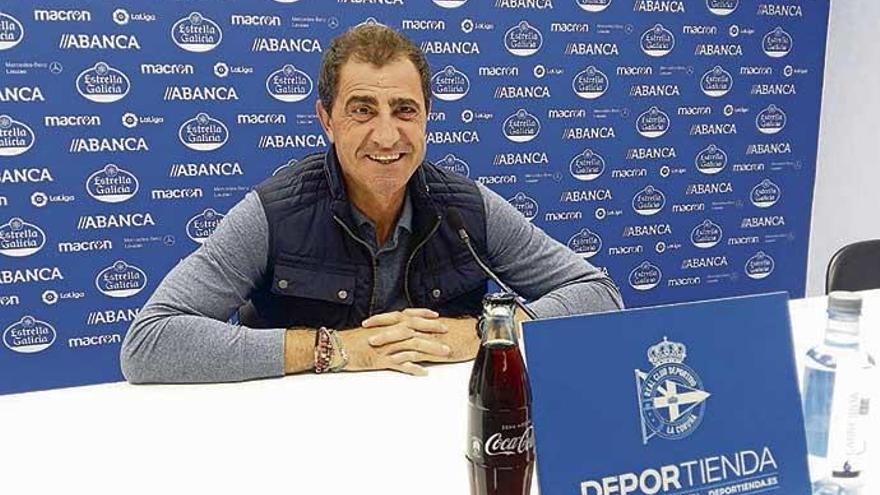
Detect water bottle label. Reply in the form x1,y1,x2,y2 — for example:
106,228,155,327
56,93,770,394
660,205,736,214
803,367,835,457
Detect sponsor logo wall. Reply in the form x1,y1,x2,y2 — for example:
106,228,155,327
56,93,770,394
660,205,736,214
0,1,829,394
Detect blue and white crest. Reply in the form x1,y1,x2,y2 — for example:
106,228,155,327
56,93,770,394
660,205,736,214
640,24,675,57
76,62,130,103
356,17,386,28
706,0,738,16
172,12,222,53
636,337,711,444
750,179,781,208
503,109,541,143
186,208,225,244
273,158,299,176
632,185,666,216
431,65,470,102
433,0,468,7
504,21,543,57
95,260,148,298
567,228,602,259
87,164,139,203
0,11,25,50
762,27,793,58
266,65,313,103
695,144,728,175
629,261,662,291
745,251,775,280
756,104,787,135
0,114,35,156
691,219,723,249
507,192,539,221
576,0,612,12
700,66,733,98
572,66,609,100
436,153,470,177
179,113,229,151
569,148,605,181
636,106,670,139
0,217,46,257
3,316,55,354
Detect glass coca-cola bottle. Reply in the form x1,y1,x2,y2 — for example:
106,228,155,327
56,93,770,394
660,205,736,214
467,292,535,495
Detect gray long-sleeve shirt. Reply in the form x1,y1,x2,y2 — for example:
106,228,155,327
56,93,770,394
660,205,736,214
121,182,623,384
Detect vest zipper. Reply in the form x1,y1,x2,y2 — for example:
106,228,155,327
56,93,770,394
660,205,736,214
404,214,443,306
333,215,378,317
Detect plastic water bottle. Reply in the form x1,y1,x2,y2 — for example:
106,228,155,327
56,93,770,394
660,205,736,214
802,292,874,494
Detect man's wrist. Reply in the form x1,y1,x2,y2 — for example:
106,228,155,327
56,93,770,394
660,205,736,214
284,328,317,374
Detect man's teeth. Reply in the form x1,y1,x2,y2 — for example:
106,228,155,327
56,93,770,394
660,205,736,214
368,154,402,163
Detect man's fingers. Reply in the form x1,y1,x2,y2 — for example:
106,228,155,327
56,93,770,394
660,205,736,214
368,327,414,346
383,337,451,357
407,317,449,334
361,311,403,328
402,308,439,318
389,351,450,365
390,361,428,377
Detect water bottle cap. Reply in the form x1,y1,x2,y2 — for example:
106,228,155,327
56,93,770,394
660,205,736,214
482,292,516,306
828,291,862,316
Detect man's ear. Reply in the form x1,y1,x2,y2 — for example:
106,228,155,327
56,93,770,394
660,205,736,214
316,100,335,143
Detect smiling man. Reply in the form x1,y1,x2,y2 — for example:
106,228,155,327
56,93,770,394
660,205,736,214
121,24,623,384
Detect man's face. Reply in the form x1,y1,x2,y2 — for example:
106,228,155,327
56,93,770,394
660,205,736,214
317,57,428,201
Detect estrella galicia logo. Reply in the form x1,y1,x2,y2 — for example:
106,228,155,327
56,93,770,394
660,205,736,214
76,62,130,103
567,228,602,259
706,0,738,16
576,0,612,12
507,192,539,221
636,107,670,139
273,158,298,176
632,185,666,216
95,260,148,298
503,109,541,143
695,144,727,175
745,251,775,280
569,148,605,181
86,164,139,203
756,105,787,135
0,11,25,50
431,65,470,102
629,261,662,291
0,217,46,257
187,208,225,244
0,114,35,156
3,316,56,354
172,12,222,53
433,0,468,7
179,113,229,151
640,24,675,57
691,219,723,249
636,337,711,444
572,66,609,100
700,66,733,98
504,21,543,57
436,153,470,177
750,179,781,208
762,27,793,58
266,65,313,103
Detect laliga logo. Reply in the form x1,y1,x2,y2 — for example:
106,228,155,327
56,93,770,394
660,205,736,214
0,11,25,50
95,260,148,298
0,217,46,257
507,192,539,221
436,153,470,177
632,186,666,216
750,179,781,208
172,12,222,53
76,62,131,103
640,24,675,57
636,337,711,444
572,66,609,100
273,158,298,176
433,0,468,7
636,107,670,139
187,208,225,244
567,228,602,259
576,0,612,13
266,65,313,103
503,109,541,143
179,112,229,151
762,27,792,58
695,144,727,175
700,66,733,98
745,251,775,280
504,21,543,57
3,316,56,354
691,219,723,249
629,261,662,291
706,0,738,16
86,164,139,203
756,104,787,135
0,114,35,156
569,148,605,181
431,65,470,102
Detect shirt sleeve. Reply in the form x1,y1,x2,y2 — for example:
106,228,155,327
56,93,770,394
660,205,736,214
477,182,625,318
120,191,286,384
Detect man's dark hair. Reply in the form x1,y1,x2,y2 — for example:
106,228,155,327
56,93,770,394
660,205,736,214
318,23,432,115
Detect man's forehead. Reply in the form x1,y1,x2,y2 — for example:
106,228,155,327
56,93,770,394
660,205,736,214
337,58,422,93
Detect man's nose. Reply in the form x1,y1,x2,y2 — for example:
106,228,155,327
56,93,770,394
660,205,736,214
372,112,401,148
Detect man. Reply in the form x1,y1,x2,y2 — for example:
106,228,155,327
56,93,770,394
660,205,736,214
121,24,622,383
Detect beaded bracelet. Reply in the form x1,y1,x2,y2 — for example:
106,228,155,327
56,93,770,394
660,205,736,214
314,327,333,374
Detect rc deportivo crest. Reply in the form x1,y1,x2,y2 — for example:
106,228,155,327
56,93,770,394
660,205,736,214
636,337,711,444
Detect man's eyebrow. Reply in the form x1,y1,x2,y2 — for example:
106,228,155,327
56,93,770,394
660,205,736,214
344,95,378,107
390,97,421,109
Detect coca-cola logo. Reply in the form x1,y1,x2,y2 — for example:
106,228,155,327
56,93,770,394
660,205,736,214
484,425,535,457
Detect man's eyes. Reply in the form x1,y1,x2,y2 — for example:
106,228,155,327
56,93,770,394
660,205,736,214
348,105,419,120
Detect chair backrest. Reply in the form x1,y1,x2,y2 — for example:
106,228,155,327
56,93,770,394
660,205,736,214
825,239,880,293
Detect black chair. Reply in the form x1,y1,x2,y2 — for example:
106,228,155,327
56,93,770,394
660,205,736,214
825,239,880,293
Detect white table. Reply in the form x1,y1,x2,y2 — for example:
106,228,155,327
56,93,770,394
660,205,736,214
1,291,877,495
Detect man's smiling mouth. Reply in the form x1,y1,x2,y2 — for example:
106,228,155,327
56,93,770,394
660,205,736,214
366,153,405,165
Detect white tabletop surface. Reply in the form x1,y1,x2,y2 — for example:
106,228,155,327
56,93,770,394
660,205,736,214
1,291,877,495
